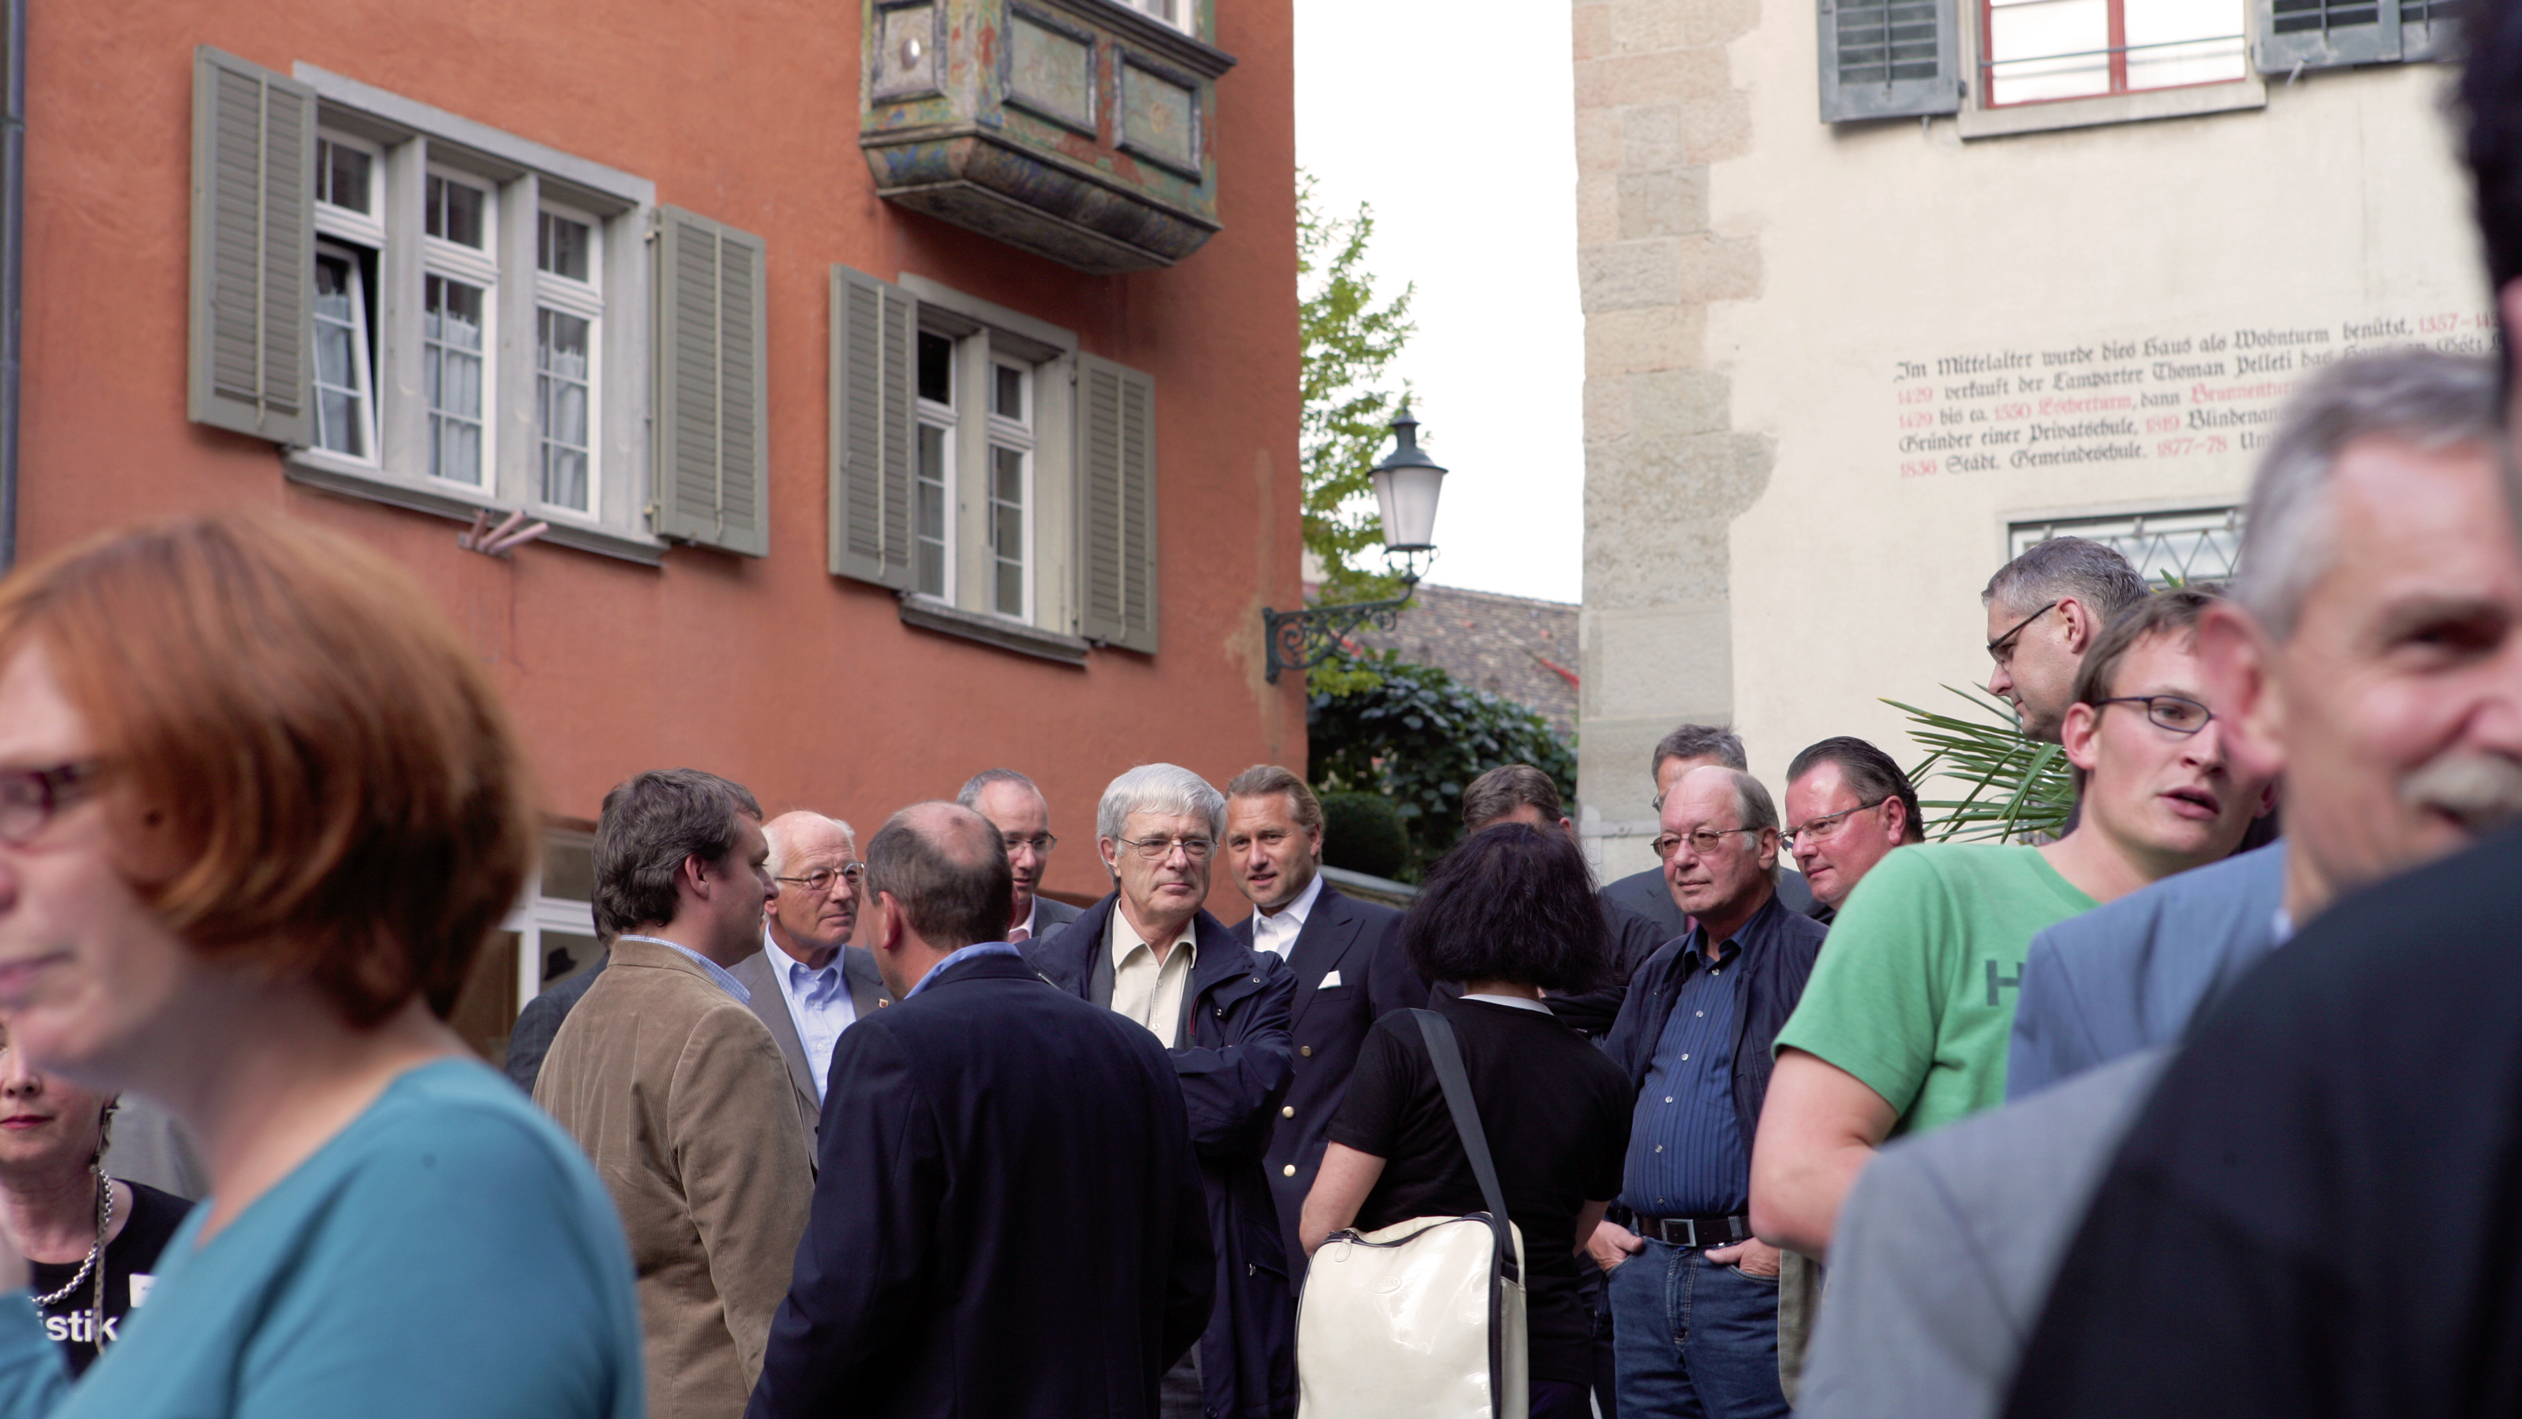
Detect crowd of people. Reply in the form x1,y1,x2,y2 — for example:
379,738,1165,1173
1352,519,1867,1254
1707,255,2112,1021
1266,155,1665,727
5,6,2522,1419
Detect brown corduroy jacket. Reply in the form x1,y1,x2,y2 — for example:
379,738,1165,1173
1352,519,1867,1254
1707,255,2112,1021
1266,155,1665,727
534,936,815,1419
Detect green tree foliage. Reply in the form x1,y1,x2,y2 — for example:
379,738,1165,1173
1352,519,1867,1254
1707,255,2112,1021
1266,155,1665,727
1299,173,1417,607
1308,647,1579,874
1888,686,2074,843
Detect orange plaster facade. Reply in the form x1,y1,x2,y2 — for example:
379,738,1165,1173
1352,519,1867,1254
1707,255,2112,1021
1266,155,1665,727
13,0,1303,919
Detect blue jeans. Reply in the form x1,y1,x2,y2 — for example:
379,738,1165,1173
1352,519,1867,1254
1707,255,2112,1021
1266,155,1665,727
1608,1239,1790,1419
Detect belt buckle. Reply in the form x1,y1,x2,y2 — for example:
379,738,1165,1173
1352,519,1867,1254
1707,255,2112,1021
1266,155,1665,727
1676,1217,1698,1248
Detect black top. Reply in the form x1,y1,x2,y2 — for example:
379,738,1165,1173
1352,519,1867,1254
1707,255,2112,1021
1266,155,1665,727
2002,823,2522,1419
1328,996,1631,1385
29,1180,193,1376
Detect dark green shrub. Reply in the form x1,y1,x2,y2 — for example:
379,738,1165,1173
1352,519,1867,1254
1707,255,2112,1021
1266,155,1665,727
1319,791,1412,881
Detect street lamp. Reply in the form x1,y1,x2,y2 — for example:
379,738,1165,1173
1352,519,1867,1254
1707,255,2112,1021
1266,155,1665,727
1263,404,1449,683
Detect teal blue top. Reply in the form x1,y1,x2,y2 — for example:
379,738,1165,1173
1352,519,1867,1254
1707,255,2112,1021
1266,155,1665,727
0,1058,643,1418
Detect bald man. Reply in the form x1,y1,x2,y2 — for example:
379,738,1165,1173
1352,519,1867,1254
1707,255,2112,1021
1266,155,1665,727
732,811,896,1147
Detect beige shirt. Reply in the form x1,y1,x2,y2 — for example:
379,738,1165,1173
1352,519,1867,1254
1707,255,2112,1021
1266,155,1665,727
1110,908,1199,1047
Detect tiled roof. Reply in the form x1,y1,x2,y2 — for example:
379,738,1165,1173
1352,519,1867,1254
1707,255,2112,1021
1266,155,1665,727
1332,581,1579,741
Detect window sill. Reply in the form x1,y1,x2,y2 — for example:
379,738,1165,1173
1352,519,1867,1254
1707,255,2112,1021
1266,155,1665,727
897,594,1091,666
281,450,667,566
1957,77,2266,141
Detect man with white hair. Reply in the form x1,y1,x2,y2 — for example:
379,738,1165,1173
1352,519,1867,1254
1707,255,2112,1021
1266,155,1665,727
1029,764,1298,1419
732,811,895,1147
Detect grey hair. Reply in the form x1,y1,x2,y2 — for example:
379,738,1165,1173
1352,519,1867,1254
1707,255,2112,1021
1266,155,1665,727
1650,723,1747,777
1096,763,1227,844
2236,350,2502,641
956,768,1042,809
1982,536,2148,620
1723,768,1783,885
762,813,856,880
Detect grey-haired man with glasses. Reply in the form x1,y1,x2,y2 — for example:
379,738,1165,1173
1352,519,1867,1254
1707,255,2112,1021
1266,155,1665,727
732,810,894,1148
1981,538,2149,743
957,768,1081,942
1028,764,1297,1419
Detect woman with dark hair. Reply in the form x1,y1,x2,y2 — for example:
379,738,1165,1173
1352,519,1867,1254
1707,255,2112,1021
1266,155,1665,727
0,512,641,1415
1300,823,1633,1419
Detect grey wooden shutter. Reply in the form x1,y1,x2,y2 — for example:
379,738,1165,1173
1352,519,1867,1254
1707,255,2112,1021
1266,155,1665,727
2257,0,2447,71
652,206,770,557
828,264,915,588
188,47,315,446
1076,353,1158,653
1818,0,1959,122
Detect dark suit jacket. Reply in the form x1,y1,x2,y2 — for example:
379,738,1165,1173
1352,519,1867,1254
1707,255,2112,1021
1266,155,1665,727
730,943,895,1147
2006,842,2286,1101
747,951,1214,1419
1033,899,1298,1419
1027,894,1084,936
501,950,608,1094
1231,882,1424,1291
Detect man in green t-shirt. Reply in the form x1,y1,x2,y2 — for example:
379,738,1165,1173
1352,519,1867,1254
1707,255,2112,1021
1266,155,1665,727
1747,588,2276,1260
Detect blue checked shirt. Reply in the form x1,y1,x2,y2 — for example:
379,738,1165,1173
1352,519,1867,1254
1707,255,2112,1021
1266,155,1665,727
765,931,858,1101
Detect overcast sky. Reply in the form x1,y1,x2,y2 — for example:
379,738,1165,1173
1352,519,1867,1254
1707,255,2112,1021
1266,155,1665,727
1290,1,1586,605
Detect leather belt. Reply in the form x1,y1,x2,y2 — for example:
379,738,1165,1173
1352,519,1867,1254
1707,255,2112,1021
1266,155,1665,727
1634,1213,1753,1249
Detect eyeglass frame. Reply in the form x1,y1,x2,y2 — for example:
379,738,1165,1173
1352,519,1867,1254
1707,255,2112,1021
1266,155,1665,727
774,862,867,893
2088,694,2215,737
1780,797,1889,850
1113,834,1216,862
1986,600,2061,663
1001,833,1058,857
0,760,110,848
1650,824,1766,861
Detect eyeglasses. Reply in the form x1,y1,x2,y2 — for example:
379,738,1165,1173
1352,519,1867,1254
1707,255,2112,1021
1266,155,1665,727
1651,825,1762,860
1781,799,1887,849
1002,834,1057,856
775,863,867,893
1987,601,2061,664
0,761,108,848
2092,694,2214,736
1117,835,1215,862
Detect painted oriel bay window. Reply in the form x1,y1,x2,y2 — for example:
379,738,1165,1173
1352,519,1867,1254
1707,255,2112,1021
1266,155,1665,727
830,263,1156,662
186,47,770,562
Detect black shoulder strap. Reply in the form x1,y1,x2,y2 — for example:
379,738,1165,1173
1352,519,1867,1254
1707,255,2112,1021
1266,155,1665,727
1411,1008,1519,1286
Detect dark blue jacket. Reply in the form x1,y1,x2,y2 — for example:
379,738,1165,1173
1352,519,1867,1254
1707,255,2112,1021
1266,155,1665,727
748,950,1213,1419
1034,899,1298,1419
1230,883,1423,1292
1602,894,1826,1157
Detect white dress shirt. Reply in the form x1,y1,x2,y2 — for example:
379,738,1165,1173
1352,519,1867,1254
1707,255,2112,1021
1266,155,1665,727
1248,870,1325,962
1110,911,1198,1048
765,929,857,1100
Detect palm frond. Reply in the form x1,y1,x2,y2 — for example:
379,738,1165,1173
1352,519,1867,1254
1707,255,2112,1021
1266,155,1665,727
1885,686,2074,844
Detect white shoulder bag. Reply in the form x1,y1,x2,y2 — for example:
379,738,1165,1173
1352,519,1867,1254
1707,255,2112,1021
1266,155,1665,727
1296,1009,1528,1419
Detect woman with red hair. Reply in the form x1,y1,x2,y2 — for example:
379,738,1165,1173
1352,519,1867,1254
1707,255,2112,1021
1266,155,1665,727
0,512,640,1416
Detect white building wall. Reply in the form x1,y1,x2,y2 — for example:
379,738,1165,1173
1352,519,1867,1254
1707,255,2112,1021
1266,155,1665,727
1577,0,2482,879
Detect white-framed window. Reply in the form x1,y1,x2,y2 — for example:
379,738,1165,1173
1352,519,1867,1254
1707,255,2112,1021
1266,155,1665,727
535,205,602,514
2009,505,2245,586
1980,0,2246,107
311,135,384,462
421,169,497,488
1113,0,1198,36
916,330,957,599
988,359,1034,620
193,53,771,563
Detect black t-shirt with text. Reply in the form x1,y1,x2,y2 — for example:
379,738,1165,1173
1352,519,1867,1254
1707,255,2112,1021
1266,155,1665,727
29,1180,193,1377
1327,995,1631,1385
